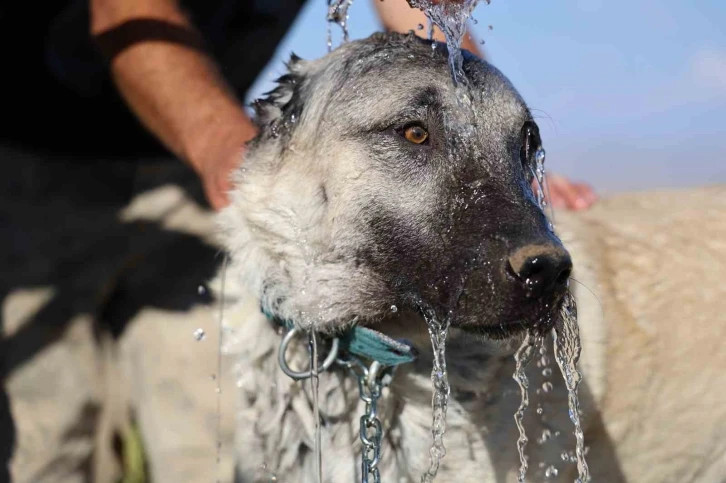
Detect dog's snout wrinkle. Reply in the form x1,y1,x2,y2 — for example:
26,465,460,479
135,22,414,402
508,244,572,299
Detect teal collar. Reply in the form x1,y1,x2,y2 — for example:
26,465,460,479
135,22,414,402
264,310,417,368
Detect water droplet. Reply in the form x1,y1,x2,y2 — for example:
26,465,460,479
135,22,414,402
535,148,546,164
479,39,486,45
417,23,424,30
536,406,544,415
545,465,559,478
537,428,552,444
488,24,494,31
391,304,398,313
193,328,206,341
542,381,554,393
197,284,207,296
210,374,216,381
542,367,553,377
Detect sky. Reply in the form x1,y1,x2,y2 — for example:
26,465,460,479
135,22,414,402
247,0,726,194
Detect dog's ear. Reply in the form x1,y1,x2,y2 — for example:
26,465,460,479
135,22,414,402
250,53,306,140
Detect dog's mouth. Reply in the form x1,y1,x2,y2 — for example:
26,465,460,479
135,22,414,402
447,289,566,340
459,317,552,340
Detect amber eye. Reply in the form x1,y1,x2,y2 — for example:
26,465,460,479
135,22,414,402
403,125,429,144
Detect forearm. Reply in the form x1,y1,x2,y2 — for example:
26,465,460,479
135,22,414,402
90,0,257,174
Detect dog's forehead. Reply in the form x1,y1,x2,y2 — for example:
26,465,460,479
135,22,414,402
312,35,529,129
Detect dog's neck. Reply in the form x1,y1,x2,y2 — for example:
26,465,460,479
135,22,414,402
223,287,600,482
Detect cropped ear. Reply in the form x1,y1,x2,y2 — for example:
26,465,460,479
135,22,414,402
250,53,307,140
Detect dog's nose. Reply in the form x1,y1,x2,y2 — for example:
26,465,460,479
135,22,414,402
507,244,572,298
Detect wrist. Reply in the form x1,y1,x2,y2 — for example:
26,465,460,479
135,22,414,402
185,107,258,176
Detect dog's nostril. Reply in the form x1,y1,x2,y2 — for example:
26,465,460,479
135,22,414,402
508,245,572,298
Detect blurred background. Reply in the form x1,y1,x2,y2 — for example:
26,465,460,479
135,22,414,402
248,0,726,195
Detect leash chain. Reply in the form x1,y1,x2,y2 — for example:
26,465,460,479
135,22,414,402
278,328,395,483
337,357,390,483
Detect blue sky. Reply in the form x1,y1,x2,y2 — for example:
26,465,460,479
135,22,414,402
247,0,726,194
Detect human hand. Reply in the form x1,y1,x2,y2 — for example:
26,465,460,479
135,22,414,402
189,120,257,211
540,173,597,211
197,145,244,211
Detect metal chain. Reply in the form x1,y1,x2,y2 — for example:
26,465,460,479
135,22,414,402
336,358,391,483
277,329,392,483
359,364,384,483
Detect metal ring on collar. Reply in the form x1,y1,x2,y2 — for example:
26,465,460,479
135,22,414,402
278,327,340,380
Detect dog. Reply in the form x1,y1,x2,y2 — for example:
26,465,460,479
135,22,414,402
218,32,726,482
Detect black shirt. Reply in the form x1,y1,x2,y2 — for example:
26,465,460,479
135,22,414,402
0,0,307,158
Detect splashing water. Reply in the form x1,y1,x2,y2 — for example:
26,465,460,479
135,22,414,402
407,0,485,85
327,0,355,51
531,148,547,210
193,328,206,341
512,332,538,483
309,330,324,483
531,147,556,229
421,310,452,482
544,465,559,478
553,293,591,483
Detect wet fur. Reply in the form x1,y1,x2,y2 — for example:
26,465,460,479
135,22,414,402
219,33,726,482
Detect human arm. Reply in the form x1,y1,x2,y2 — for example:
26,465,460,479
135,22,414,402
90,0,257,210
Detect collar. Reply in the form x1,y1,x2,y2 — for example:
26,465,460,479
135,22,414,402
264,309,417,369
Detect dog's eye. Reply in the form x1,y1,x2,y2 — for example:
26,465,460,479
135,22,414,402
520,121,540,168
403,125,429,145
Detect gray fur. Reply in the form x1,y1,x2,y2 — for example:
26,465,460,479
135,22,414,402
221,32,565,335
218,33,726,483
218,32,575,482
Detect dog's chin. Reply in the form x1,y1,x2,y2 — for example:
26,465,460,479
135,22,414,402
459,322,530,341
454,293,566,341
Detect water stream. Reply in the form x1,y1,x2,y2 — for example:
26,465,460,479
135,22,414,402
421,310,452,483
530,147,555,229
309,330,324,483
553,293,591,483
512,332,539,483
407,0,483,85
327,0,356,50
215,255,228,482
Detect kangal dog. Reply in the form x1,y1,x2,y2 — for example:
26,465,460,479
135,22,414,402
218,33,726,482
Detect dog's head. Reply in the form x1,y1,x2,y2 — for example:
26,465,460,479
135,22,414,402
220,32,571,339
